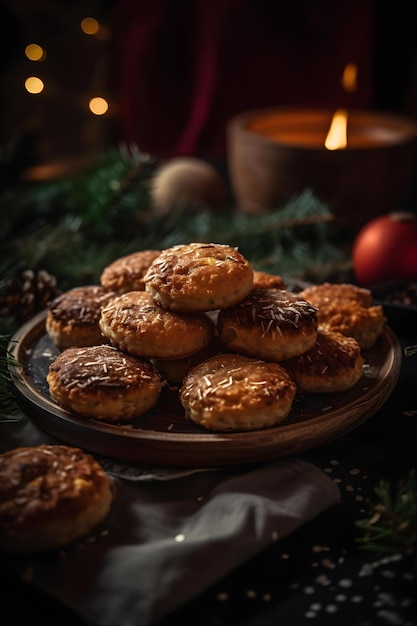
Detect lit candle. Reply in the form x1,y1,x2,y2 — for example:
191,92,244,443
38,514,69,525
245,109,417,149
324,109,347,150
227,107,417,230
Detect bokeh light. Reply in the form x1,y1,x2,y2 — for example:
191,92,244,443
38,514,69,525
89,97,108,115
81,17,100,35
25,44,46,61
25,76,44,94
341,63,358,92
95,25,112,42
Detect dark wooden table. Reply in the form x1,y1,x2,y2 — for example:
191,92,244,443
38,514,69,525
2,304,416,626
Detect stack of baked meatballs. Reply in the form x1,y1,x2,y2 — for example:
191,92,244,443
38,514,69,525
46,242,386,433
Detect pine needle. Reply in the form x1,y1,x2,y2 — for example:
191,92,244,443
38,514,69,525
355,469,417,556
0,335,21,420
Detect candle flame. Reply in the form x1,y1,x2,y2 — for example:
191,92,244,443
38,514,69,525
341,63,358,92
324,109,348,150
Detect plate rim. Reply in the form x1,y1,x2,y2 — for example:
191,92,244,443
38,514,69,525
7,310,403,467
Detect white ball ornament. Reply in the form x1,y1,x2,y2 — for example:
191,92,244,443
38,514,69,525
151,157,228,216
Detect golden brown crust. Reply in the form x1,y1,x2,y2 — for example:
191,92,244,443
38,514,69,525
217,289,318,361
99,291,215,359
0,444,115,553
143,242,254,312
315,302,386,349
46,286,117,350
180,353,297,432
100,250,161,294
252,270,285,290
283,329,364,393
47,345,165,421
299,282,386,349
299,282,373,308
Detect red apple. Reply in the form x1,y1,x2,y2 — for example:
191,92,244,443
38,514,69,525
352,212,417,286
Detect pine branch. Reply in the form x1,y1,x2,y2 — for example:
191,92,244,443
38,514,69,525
0,335,21,421
66,145,157,240
355,469,417,556
0,145,352,331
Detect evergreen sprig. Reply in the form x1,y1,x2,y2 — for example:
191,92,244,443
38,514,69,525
66,146,157,240
355,469,417,556
0,142,351,294
0,335,20,421
0,143,353,338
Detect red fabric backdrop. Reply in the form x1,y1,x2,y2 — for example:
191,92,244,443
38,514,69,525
112,0,376,159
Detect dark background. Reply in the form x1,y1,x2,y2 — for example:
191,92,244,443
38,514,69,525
0,0,417,167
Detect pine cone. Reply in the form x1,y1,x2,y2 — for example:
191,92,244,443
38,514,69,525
0,269,61,322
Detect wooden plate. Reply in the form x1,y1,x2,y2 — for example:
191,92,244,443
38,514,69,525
8,310,402,468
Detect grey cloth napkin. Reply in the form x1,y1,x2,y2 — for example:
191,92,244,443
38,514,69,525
1,416,340,626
